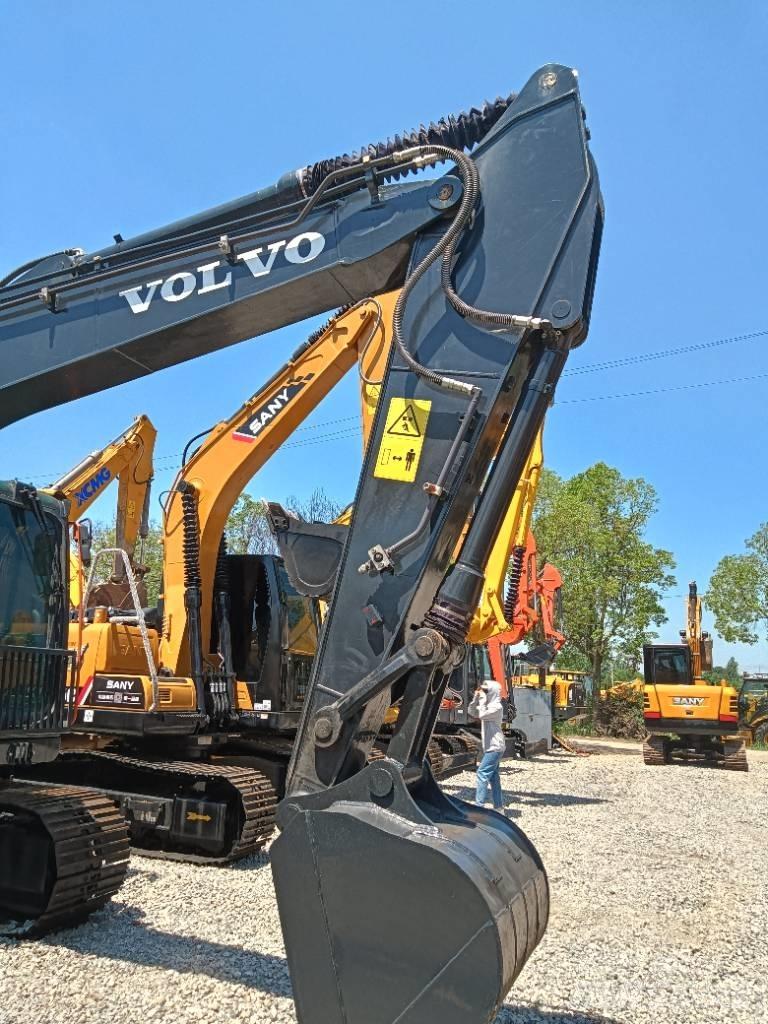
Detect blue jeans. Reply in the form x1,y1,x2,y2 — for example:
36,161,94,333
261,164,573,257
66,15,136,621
475,749,504,808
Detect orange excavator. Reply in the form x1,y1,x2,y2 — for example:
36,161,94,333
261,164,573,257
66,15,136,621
42,414,156,609
435,428,567,755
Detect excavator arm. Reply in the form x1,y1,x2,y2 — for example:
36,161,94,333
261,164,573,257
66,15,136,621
0,99,517,427
43,414,156,605
270,65,603,1024
466,426,544,643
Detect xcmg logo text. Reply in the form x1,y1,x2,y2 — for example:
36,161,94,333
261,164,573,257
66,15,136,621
76,468,111,506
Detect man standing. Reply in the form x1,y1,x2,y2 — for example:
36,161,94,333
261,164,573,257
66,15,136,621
468,679,506,809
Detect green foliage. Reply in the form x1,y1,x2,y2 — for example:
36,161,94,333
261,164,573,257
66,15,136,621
89,520,164,605
705,523,768,645
226,487,342,557
702,656,740,685
594,684,646,739
533,462,676,694
226,494,277,555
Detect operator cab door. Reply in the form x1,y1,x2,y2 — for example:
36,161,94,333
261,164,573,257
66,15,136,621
643,644,693,686
225,554,318,727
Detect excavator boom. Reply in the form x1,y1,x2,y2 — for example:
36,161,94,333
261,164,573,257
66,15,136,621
43,414,156,606
0,100,516,426
270,65,603,1023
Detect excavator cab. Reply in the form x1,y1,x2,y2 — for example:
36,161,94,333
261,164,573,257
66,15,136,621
222,553,319,729
643,643,693,685
0,481,129,934
0,482,70,724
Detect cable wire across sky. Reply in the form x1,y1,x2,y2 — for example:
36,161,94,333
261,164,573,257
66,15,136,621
25,325,768,482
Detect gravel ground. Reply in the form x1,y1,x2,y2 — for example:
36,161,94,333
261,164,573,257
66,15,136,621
2,750,766,1024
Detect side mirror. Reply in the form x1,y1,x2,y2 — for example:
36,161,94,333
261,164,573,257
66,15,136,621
78,518,93,568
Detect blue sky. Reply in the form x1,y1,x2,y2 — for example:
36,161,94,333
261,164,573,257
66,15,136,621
2,1,767,669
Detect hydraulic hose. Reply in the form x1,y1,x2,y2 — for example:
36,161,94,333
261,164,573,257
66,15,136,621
179,482,207,716
300,95,516,193
214,534,238,722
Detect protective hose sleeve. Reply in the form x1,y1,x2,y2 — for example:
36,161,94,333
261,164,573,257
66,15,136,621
301,95,515,193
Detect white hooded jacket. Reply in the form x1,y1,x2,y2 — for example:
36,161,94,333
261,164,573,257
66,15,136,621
468,679,506,754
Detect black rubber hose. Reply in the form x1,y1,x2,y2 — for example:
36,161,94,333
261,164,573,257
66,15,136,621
214,534,237,719
179,483,207,715
301,95,515,193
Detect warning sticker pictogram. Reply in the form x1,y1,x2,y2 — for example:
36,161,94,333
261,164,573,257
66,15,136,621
386,402,423,437
374,398,431,483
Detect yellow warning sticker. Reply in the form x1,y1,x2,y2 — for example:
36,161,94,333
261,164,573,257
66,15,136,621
374,398,431,482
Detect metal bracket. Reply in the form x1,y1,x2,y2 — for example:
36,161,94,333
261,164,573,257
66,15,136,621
362,156,382,206
311,628,450,749
38,287,59,312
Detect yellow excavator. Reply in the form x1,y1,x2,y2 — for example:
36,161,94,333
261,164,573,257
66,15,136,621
20,295,397,863
42,414,156,609
643,581,747,770
2,64,604,1021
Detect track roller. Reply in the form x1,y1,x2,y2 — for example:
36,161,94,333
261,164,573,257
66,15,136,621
0,783,129,937
642,735,668,766
721,739,749,772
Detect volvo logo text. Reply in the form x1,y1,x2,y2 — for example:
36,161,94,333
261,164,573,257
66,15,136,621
119,231,326,314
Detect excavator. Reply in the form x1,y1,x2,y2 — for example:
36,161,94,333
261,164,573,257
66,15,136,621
739,673,768,746
42,414,156,608
18,295,405,864
433,426,568,754
643,581,747,770
0,481,130,935
0,64,603,1022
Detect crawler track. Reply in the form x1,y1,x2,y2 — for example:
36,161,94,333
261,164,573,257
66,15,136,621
0,783,129,937
642,736,668,766
91,752,277,862
427,738,444,777
721,739,749,772
17,752,277,864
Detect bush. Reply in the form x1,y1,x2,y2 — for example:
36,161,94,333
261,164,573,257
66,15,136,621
594,683,646,739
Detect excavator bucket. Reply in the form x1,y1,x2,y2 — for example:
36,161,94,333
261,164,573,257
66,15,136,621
272,761,547,1024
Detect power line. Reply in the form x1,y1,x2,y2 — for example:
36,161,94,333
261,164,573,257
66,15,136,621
563,327,768,377
19,327,768,481
561,366,768,401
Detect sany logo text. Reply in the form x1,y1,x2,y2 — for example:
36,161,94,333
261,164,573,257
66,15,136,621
232,379,308,443
119,231,326,315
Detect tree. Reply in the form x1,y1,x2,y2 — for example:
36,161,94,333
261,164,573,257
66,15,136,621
724,655,740,682
705,523,768,645
226,487,343,556
533,463,676,702
226,494,277,555
703,657,740,686
88,520,164,605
